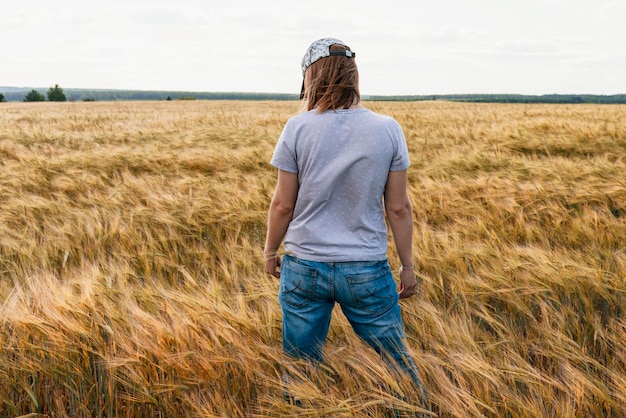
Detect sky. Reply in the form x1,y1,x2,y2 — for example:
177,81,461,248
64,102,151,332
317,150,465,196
2,0,625,96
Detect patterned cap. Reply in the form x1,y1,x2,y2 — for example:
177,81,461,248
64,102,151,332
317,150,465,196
301,38,356,76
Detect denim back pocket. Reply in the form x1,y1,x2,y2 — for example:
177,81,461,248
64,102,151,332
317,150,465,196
279,258,319,308
346,265,397,315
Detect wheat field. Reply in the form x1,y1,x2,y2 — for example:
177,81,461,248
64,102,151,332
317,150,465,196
0,100,625,417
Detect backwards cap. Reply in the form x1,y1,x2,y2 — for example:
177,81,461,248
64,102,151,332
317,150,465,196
301,38,356,76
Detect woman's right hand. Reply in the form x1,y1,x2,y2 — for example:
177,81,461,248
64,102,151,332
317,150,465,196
265,254,282,278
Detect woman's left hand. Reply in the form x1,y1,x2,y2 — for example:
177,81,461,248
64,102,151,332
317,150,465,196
398,267,418,298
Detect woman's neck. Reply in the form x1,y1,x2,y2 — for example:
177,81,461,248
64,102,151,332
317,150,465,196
348,99,364,109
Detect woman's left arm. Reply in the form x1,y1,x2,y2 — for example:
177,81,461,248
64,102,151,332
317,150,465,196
264,169,299,278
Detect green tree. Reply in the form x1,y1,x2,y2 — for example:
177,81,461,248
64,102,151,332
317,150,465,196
23,90,46,102
0,93,6,102
47,84,67,102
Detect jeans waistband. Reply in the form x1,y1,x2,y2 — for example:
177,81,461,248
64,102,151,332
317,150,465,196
284,254,387,268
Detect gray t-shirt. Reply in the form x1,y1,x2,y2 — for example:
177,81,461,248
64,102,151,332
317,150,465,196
270,108,410,262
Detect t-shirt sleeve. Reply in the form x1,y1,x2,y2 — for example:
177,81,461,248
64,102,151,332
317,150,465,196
270,120,298,173
389,120,410,171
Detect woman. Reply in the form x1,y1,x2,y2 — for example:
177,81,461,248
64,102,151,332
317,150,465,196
264,38,428,406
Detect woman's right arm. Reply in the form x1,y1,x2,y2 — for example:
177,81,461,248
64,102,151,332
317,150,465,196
264,169,299,278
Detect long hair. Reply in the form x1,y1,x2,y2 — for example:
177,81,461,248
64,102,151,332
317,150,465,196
302,44,360,112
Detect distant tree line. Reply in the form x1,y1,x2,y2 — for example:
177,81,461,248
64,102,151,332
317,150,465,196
366,93,626,104
5,84,68,102
0,88,299,102
2,87,626,104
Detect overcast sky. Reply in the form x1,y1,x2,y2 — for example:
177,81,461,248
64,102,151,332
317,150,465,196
2,0,625,96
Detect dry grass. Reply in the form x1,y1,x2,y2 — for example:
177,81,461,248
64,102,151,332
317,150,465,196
0,100,624,417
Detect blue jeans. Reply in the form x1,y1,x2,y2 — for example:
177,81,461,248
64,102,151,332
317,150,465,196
279,255,427,401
